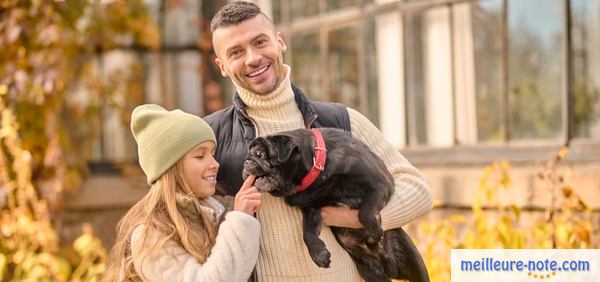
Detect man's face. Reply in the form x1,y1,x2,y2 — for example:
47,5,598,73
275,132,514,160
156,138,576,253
213,15,287,95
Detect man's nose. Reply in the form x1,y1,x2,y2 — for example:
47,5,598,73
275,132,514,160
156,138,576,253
245,49,262,66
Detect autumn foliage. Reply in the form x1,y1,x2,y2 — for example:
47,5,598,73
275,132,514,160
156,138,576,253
415,149,596,282
0,1,158,280
0,1,596,281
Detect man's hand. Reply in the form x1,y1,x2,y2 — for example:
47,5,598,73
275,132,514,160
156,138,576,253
320,205,364,229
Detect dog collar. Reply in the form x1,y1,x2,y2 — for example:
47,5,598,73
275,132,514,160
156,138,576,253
297,128,327,192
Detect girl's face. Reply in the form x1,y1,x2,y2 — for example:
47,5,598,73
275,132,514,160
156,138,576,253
182,141,219,199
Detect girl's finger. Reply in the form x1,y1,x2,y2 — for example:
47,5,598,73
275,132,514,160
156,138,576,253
239,175,256,191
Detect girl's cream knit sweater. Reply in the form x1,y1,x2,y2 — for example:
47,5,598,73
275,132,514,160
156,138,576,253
130,196,261,282
236,65,432,282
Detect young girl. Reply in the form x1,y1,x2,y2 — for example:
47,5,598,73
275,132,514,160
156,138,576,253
104,104,261,281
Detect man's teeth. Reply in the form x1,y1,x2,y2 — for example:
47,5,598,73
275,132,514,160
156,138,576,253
247,66,268,77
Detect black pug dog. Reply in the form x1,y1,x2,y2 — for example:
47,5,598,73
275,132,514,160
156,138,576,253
242,128,429,282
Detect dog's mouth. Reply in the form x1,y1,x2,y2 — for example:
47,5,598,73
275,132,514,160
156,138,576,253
242,161,268,184
242,166,265,179
242,167,277,194
253,176,271,192
243,159,294,196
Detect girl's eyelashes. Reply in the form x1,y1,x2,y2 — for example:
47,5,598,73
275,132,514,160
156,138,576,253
195,154,216,159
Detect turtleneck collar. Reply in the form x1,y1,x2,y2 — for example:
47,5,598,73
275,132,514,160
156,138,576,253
234,65,301,120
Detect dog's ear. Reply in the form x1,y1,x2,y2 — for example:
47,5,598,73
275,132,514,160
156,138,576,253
270,135,299,163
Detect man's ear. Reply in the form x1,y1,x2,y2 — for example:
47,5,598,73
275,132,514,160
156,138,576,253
214,57,228,77
276,31,287,53
270,135,298,163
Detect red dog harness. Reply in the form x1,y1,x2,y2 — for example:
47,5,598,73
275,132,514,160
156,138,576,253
297,129,327,192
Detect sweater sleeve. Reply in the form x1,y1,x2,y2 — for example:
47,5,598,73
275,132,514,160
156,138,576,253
347,108,432,230
131,211,261,282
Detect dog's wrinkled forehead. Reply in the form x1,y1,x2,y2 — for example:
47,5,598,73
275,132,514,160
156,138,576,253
248,137,270,157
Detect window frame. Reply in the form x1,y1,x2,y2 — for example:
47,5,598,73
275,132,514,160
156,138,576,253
278,0,600,165
89,0,600,166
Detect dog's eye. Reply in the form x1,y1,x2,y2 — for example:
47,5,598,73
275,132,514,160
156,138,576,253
255,151,264,158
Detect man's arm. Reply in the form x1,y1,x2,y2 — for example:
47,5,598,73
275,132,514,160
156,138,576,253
321,108,432,230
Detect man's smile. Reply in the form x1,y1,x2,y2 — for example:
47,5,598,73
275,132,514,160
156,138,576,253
247,65,270,78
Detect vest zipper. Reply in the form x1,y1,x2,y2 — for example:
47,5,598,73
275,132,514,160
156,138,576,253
241,109,259,282
248,117,259,138
306,114,319,129
237,107,259,140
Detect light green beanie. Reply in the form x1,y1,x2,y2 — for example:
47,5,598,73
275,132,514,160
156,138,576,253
130,104,217,184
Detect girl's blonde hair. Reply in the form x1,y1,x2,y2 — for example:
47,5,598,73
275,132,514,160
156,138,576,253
103,160,217,281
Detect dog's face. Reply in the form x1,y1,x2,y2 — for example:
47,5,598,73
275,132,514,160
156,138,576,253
242,135,302,196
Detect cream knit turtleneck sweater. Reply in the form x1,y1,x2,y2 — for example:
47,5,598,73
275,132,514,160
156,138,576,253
235,65,432,282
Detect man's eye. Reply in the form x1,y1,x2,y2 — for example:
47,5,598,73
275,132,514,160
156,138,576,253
229,49,242,58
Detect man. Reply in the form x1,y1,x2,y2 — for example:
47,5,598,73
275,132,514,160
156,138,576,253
205,2,432,281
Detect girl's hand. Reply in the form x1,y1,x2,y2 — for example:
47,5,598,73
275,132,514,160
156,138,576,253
234,175,262,215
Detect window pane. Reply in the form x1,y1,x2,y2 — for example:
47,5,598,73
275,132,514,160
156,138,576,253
94,51,145,162
272,0,282,24
508,0,563,140
176,51,202,116
328,26,360,110
163,0,201,46
404,7,454,147
327,0,359,12
291,32,324,101
364,18,380,126
572,0,600,139
290,0,319,20
472,0,504,142
404,13,428,146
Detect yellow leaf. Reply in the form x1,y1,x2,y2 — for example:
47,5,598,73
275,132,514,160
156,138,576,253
450,214,467,224
558,147,569,159
555,224,569,244
73,234,93,254
0,253,6,280
55,256,72,280
500,173,511,188
510,205,521,219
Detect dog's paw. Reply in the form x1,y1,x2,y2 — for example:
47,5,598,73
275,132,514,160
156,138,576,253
311,249,331,268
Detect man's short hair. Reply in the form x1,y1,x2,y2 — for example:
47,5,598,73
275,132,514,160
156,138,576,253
211,1,269,33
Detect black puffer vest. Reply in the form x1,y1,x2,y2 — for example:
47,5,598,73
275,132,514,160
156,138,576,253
204,85,351,195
